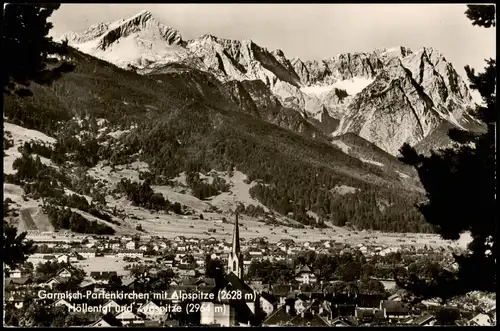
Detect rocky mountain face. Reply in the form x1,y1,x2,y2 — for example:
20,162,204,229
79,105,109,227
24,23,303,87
60,11,478,156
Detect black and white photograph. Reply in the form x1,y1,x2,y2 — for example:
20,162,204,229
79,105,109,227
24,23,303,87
2,3,496,327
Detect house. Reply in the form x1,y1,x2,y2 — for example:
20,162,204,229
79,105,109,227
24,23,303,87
79,279,96,291
174,236,186,243
53,299,75,311
68,252,81,262
91,314,123,327
42,255,57,262
111,242,121,250
56,254,70,264
380,300,411,319
102,300,123,315
121,277,138,290
57,268,73,279
6,294,25,309
294,265,317,284
115,310,144,326
139,245,148,251
163,260,174,268
117,249,144,258
178,269,196,277
42,277,60,290
412,314,437,326
8,269,24,279
74,249,96,259
287,303,331,327
137,301,164,320
262,304,293,326
260,292,279,316
388,291,403,300
294,296,309,315
421,297,442,308
90,271,118,283
469,313,494,326
355,307,385,324
125,241,137,250
121,235,133,242
330,316,359,326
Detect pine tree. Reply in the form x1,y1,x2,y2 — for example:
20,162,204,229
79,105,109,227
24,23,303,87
3,3,73,270
396,4,496,302
2,3,75,96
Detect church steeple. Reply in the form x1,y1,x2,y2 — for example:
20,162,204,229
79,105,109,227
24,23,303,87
228,212,243,279
232,212,241,255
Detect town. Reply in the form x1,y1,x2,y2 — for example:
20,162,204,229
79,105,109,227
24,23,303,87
4,214,496,327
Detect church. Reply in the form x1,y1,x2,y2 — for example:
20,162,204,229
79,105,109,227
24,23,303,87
199,213,263,326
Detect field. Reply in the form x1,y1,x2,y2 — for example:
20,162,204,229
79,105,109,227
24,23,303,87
73,257,151,276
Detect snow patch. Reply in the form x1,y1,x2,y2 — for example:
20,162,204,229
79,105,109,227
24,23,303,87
380,47,401,56
209,170,269,212
300,85,336,96
360,158,385,167
107,129,130,139
457,231,473,250
396,171,410,179
331,140,351,154
301,78,374,97
3,122,57,175
63,188,93,204
435,109,467,130
331,185,360,195
333,77,375,95
4,122,56,145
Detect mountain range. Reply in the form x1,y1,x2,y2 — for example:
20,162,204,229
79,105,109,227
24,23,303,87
59,10,481,155
3,10,483,237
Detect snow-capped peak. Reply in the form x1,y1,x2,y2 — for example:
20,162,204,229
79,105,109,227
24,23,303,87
61,10,187,72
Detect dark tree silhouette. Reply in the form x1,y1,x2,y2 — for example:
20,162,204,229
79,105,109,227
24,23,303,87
2,3,75,96
3,3,73,270
396,4,496,302
3,220,37,270
465,4,496,28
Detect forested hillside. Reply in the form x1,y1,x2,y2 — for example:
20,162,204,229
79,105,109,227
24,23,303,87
4,47,431,233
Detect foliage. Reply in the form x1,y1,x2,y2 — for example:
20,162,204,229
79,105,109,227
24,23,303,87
115,178,184,214
3,4,75,96
43,204,116,234
186,171,230,200
205,255,225,282
396,4,496,301
247,260,294,283
465,5,496,28
3,220,37,269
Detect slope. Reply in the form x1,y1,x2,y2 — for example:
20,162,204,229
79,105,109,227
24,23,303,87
4,47,430,233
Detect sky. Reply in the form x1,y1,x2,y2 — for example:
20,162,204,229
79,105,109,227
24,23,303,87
49,4,495,81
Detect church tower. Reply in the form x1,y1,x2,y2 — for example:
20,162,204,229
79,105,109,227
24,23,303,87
228,212,243,279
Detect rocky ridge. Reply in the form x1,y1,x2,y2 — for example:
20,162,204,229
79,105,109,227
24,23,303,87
59,11,478,156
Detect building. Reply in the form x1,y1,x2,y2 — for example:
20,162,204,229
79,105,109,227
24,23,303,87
57,268,73,279
294,265,317,284
199,213,260,327
260,292,279,316
227,213,243,279
8,269,25,279
469,313,494,326
91,314,123,327
125,241,137,250
137,301,164,320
